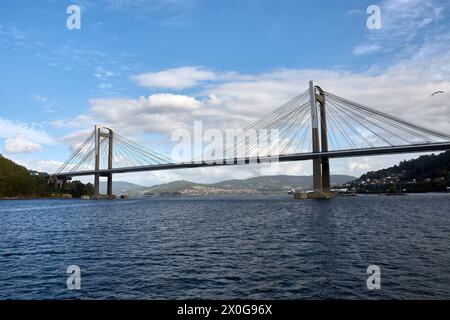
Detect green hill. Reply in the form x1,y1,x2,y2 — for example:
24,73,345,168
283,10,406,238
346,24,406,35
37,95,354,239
212,175,355,191
99,181,146,195
143,180,201,196
360,151,450,181
0,155,36,197
0,155,94,199
353,151,450,193
143,175,356,196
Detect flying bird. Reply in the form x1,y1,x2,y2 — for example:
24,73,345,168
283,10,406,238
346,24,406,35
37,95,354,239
431,91,444,96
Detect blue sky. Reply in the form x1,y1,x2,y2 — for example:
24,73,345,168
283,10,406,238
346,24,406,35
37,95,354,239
1,0,449,185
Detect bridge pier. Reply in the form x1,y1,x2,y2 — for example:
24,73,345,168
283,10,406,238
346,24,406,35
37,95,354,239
94,172,100,199
107,173,113,199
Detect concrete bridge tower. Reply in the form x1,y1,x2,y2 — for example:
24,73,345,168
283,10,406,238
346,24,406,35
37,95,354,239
94,125,114,199
308,81,333,199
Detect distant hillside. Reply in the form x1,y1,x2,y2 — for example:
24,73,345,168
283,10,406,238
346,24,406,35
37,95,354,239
0,155,36,197
142,175,356,196
353,151,450,193
0,155,94,199
360,151,450,181
213,175,354,190
99,181,146,195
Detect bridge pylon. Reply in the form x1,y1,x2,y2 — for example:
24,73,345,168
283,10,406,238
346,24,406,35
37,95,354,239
94,125,114,199
307,81,333,199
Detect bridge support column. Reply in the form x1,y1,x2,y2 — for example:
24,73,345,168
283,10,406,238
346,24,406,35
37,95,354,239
94,125,101,199
309,81,323,193
107,174,113,199
107,129,113,199
94,173,100,199
93,125,114,200
316,86,331,193
303,81,334,199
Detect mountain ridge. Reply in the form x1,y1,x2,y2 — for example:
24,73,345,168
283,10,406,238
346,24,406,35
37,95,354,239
138,174,356,196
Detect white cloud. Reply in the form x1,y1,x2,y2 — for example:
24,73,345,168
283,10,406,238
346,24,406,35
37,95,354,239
132,66,217,89
13,159,64,173
348,160,371,173
353,44,382,56
32,95,49,104
31,94,57,113
78,0,199,25
94,67,115,79
34,160,64,172
4,135,42,154
0,118,54,154
353,0,446,57
345,9,365,17
52,115,96,130
85,93,203,135
89,93,199,112
0,22,128,74
145,93,202,110
98,82,113,89
0,24,29,50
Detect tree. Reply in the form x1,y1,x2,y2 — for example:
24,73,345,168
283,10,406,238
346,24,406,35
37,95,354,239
0,156,35,197
69,181,84,198
84,183,94,196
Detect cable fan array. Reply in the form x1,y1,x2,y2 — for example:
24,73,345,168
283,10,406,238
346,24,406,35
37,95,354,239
56,130,172,174
215,89,450,161
323,91,450,150
217,89,313,161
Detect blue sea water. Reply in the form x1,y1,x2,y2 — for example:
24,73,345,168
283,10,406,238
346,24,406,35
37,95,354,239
0,194,449,299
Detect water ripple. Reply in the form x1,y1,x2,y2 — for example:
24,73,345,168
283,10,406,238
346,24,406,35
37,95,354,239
0,194,449,299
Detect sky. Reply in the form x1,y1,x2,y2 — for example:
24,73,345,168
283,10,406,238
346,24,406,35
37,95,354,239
0,0,449,186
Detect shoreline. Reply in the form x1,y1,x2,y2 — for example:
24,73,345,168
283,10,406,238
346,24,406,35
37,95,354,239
2,191,449,201
0,196,74,201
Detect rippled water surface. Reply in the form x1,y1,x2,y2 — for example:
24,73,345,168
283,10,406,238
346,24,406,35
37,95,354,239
1,194,449,299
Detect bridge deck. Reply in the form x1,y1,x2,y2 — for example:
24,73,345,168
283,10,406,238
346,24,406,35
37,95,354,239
52,142,450,178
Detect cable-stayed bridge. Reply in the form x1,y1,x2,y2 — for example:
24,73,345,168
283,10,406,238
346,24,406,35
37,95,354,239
51,81,450,199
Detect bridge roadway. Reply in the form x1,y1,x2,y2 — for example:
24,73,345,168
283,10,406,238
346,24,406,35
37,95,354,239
52,142,450,178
